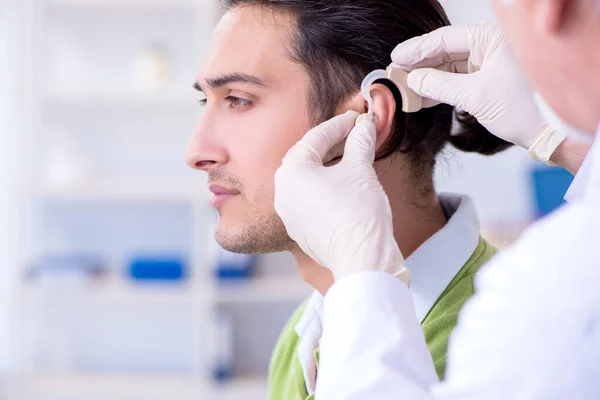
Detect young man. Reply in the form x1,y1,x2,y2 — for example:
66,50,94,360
185,1,508,399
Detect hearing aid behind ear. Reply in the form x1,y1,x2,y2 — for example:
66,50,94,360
355,112,378,125
355,64,423,126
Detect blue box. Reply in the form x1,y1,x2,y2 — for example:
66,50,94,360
128,256,187,281
531,166,575,218
215,250,256,280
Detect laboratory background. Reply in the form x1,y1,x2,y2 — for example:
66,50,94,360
0,0,574,399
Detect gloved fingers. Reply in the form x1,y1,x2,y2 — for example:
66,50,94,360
443,59,470,74
283,111,359,165
323,140,346,165
407,68,474,112
417,59,470,109
465,22,510,69
341,119,377,166
391,25,470,71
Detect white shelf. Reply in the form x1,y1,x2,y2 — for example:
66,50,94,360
216,276,312,304
45,88,199,108
23,276,311,306
24,278,209,306
15,373,268,400
33,180,208,202
49,0,206,11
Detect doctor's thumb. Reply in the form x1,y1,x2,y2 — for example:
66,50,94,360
342,119,377,166
407,68,473,111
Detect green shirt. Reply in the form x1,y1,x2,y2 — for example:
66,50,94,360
268,237,496,400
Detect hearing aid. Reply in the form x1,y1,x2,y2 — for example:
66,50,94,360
355,112,378,125
355,64,423,126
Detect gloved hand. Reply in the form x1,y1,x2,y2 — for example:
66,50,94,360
274,111,410,285
391,22,565,161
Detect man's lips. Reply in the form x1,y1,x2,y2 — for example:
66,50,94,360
208,183,240,208
208,183,240,195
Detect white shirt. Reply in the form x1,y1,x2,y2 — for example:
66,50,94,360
315,126,600,399
295,194,480,394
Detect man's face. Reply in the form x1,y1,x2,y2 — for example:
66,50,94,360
186,6,312,253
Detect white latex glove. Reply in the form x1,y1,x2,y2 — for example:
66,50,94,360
391,22,565,162
274,111,410,284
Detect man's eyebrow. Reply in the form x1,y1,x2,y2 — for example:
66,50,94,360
193,82,204,92
194,73,267,91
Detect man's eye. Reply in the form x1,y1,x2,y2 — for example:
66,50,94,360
225,95,252,108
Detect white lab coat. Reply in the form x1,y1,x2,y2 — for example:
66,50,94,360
316,127,600,400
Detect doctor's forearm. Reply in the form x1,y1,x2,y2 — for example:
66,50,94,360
317,267,539,400
550,138,591,175
317,272,439,399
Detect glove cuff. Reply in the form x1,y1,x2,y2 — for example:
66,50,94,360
528,126,567,165
393,265,411,288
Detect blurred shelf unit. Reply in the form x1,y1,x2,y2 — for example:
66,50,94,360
14,0,303,397
23,276,312,306
23,278,209,306
18,373,268,400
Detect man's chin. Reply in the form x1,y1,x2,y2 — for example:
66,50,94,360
214,224,295,255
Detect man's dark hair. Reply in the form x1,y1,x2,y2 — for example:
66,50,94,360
222,0,512,178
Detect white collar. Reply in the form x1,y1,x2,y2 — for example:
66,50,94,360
295,290,324,393
294,193,480,393
407,193,480,321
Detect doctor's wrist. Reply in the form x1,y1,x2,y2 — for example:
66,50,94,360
550,138,592,175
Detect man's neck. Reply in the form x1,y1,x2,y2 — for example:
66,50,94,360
291,156,448,295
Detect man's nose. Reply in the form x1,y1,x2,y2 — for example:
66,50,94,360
185,120,228,172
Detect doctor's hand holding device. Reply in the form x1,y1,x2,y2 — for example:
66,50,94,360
274,3,600,398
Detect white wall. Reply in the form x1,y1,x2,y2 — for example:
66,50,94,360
0,0,14,370
441,0,496,23
435,0,535,225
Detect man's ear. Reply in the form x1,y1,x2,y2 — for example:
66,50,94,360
534,0,572,33
369,83,397,151
338,83,397,153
